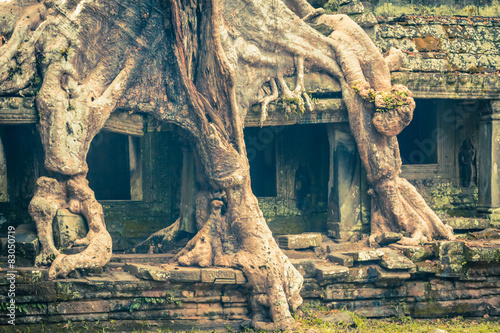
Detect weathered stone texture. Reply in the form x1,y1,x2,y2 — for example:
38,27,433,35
375,15,500,98
278,233,322,249
3,239,500,329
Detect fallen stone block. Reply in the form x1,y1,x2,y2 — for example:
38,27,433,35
376,268,411,286
327,253,354,267
415,261,439,275
468,228,500,240
338,1,364,15
277,233,322,250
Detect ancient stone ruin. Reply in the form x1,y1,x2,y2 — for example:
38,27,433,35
0,0,499,331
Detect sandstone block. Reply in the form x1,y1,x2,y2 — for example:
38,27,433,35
346,265,378,283
53,209,88,248
200,268,246,284
338,1,364,15
290,258,322,278
315,263,349,283
390,244,434,262
380,250,416,270
464,245,500,263
277,233,322,250
15,224,39,265
327,253,353,267
432,241,465,278
124,263,171,281
168,266,201,283
344,249,384,262
444,218,489,230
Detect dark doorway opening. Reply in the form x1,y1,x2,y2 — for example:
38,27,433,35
398,99,438,165
87,132,132,200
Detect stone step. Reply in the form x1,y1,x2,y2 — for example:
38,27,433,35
123,263,246,284
110,253,174,264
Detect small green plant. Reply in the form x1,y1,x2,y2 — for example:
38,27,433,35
352,81,409,113
129,294,180,312
276,96,306,118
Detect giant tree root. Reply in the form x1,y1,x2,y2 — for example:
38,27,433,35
174,178,303,331
29,175,112,279
132,220,180,254
29,177,67,266
311,13,455,245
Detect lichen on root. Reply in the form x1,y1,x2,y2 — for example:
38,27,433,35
353,81,415,136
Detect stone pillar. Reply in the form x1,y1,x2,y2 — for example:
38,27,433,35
477,101,500,225
326,123,363,240
179,149,197,234
0,133,7,202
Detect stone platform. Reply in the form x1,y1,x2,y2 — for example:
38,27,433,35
1,237,500,331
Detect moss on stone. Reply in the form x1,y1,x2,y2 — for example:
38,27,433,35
374,2,500,17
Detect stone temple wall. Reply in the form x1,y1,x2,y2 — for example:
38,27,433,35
1,238,500,331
